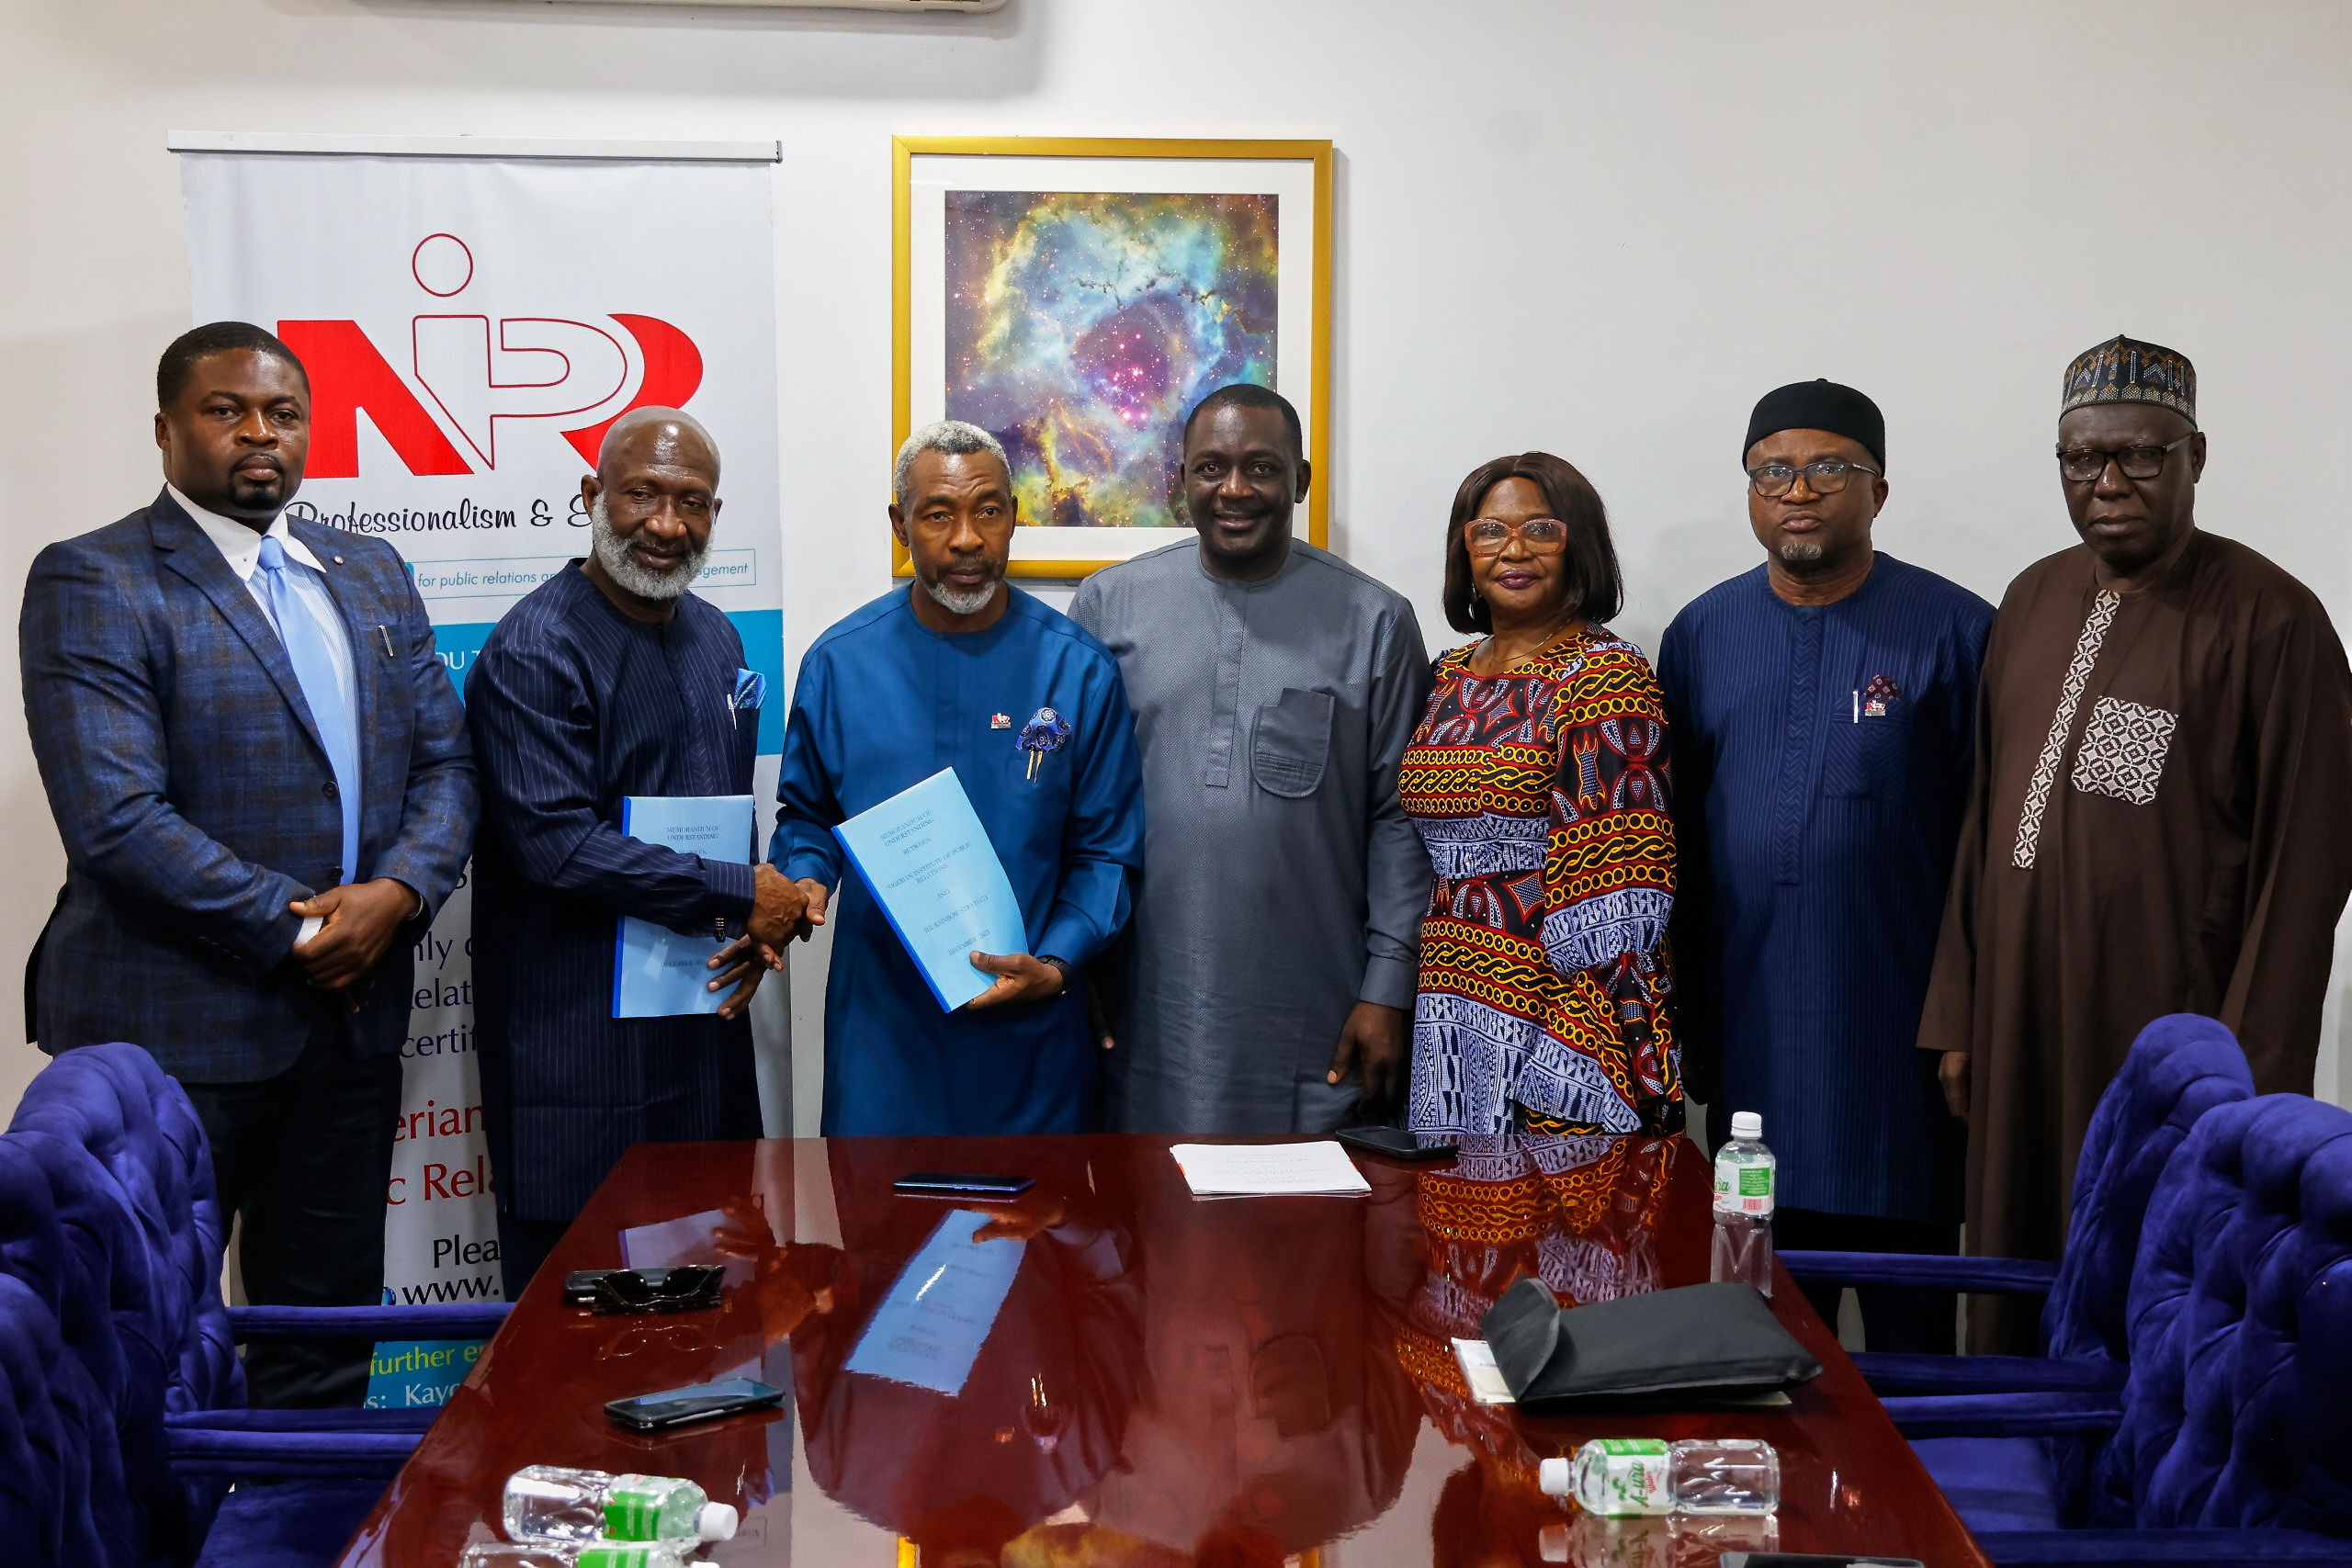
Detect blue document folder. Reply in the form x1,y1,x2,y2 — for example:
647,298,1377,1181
831,767,1026,1011
842,1209,1024,1396
611,794,757,1019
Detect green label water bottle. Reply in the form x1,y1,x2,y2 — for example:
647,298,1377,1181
501,1466,737,1546
1710,1111,1776,1294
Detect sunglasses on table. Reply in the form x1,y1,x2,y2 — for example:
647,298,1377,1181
583,1264,727,1315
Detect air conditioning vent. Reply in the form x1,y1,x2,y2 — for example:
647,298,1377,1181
526,0,1006,8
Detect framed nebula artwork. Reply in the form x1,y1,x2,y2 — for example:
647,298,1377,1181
894,136,1333,577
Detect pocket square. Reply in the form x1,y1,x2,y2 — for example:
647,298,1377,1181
732,668,766,714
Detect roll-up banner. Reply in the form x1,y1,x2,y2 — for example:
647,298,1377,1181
175,135,786,1408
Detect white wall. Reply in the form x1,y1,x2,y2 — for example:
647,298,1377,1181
5,0,2348,1128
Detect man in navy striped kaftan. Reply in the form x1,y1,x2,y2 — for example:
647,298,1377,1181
469,412,807,1292
1661,381,1992,1352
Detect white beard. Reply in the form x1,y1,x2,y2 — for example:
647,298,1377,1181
592,495,707,600
1778,538,1825,564
922,573,1001,616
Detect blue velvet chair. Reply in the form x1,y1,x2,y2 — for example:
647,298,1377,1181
0,1274,60,1560
3,1103,238,1561
1886,1093,2352,1565
0,1256,132,1565
1782,1012,2256,1397
3,1043,509,1567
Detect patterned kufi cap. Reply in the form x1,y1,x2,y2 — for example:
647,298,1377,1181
2062,335,2196,426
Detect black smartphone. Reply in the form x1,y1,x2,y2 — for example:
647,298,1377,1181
605,1376,785,1432
1334,1125,1459,1162
892,1171,1035,1199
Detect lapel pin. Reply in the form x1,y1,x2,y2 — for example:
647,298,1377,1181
333,555,344,565
989,712,1012,730
1016,706,1072,782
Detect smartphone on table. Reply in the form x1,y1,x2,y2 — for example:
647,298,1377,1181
605,1377,785,1432
1334,1125,1460,1162
891,1172,1035,1200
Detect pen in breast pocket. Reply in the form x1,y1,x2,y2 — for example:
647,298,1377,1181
379,625,395,659
1851,690,1860,724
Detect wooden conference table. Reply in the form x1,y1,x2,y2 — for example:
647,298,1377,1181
337,1133,1989,1567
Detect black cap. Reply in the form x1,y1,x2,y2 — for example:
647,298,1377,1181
1744,379,1886,470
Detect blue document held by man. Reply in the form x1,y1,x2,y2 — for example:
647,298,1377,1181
611,794,757,1019
832,767,1025,1010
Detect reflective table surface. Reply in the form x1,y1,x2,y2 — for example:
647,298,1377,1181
339,1134,1989,1567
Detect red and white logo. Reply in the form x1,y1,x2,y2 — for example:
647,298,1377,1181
281,233,704,479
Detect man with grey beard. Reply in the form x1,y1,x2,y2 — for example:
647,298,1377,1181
772,421,1144,1134
466,407,810,1291
1658,379,1991,1354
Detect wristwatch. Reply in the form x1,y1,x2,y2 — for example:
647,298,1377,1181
1037,955,1069,995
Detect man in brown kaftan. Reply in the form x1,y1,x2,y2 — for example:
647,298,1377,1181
1920,336,2352,1350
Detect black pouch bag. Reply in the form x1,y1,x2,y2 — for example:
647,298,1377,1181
1479,1278,1822,1407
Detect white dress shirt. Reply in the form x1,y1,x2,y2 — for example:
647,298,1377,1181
170,483,361,730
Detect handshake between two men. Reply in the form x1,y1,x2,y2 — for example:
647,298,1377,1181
706,866,1070,1022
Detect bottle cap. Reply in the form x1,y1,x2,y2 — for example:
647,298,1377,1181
1537,1455,1572,1495
1730,1111,1762,1139
697,1503,739,1541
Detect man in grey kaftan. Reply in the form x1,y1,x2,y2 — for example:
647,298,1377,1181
1069,384,1432,1132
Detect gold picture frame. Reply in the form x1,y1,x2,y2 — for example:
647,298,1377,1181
892,135,1334,578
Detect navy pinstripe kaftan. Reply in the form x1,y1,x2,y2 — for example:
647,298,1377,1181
1659,555,1991,1222
468,562,763,1227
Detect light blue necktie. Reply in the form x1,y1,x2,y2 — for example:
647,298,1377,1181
256,535,360,885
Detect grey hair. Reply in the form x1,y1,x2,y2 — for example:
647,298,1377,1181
893,420,1012,508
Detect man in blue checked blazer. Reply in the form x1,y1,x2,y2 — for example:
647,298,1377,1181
19,321,477,1406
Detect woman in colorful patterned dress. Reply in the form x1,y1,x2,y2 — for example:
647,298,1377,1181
1400,452,1681,1136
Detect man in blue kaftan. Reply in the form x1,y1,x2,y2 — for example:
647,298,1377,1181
1661,380,1992,1352
470,409,808,1292
774,422,1145,1134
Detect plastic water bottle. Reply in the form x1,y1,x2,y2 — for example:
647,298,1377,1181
1537,1437,1781,1517
458,1545,694,1568
501,1466,738,1545
1539,1510,1780,1566
1664,1438,1781,1513
1710,1110,1775,1297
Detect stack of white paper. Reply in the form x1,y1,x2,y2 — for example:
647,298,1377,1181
1168,1141,1374,1198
